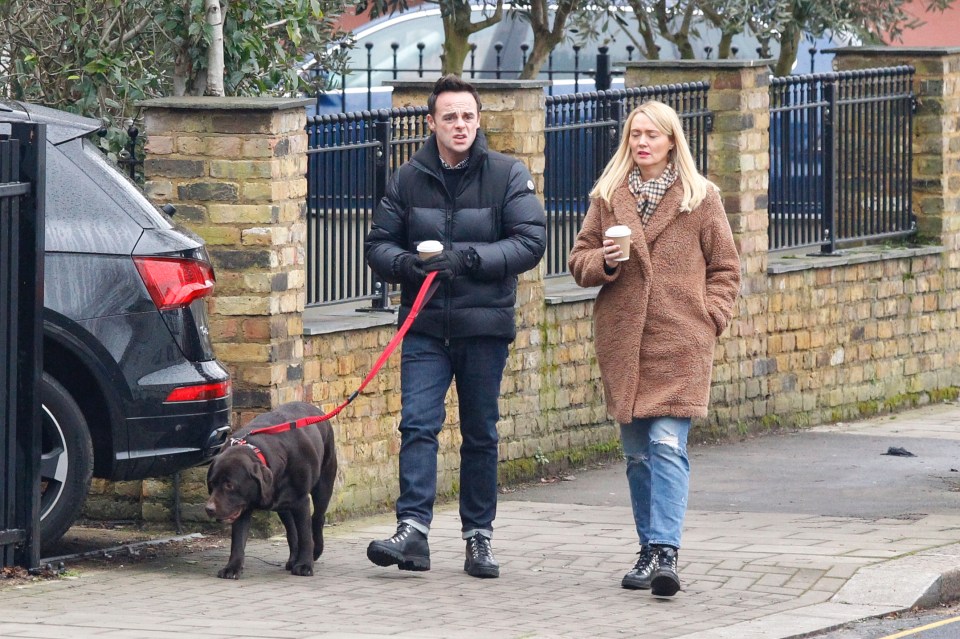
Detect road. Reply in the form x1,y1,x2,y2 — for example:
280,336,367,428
809,603,960,638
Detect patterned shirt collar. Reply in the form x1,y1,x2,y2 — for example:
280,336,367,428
440,154,469,170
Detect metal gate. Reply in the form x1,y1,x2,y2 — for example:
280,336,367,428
768,66,915,252
1,121,46,570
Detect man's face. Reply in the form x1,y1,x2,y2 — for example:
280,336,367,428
427,91,480,166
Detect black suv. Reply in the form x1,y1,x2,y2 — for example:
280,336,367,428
1,101,232,547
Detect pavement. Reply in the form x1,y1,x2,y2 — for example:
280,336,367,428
4,402,960,639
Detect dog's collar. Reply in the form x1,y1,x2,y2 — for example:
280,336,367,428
229,437,268,467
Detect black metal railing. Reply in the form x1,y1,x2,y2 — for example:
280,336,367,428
117,121,143,182
313,46,628,113
769,66,915,252
543,83,712,276
305,82,712,305
1,121,45,571
306,107,429,308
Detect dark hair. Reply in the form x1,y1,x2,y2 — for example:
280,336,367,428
427,74,482,115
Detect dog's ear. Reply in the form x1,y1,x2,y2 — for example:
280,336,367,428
253,463,275,505
206,459,217,494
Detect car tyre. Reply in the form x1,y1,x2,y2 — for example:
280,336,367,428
39,372,93,548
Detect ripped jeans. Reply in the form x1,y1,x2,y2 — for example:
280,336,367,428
620,416,691,549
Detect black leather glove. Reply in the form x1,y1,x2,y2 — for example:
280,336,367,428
395,253,428,284
422,249,478,281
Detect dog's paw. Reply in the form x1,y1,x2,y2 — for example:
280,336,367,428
217,566,243,580
290,563,314,577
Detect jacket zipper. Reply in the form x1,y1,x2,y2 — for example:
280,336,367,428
443,175,454,345
424,155,476,346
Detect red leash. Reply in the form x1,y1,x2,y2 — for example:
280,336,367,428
245,271,440,437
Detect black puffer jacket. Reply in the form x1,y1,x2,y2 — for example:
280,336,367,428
365,131,546,341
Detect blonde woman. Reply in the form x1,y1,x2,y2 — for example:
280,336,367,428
568,100,741,596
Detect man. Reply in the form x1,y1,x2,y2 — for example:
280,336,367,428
364,75,546,579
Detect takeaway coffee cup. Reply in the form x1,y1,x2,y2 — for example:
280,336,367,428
417,240,443,260
604,225,632,261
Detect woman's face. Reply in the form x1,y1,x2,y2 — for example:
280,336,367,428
628,112,673,181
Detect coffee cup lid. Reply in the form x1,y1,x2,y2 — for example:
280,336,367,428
417,240,443,252
604,225,632,237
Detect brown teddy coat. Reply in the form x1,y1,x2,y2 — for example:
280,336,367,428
568,179,741,423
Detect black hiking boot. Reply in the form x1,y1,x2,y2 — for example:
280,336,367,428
366,522,430,571
464,532,500,578
621,546,655,590
650,545,681,597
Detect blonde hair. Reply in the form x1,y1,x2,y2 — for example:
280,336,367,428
590,100,713,211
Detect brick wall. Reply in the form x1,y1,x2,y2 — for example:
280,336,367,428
138,97,311,417
757,248,960,432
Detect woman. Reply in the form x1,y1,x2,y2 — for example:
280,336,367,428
568,100,741,597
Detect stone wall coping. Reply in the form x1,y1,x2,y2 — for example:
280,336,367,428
543,276,600,305
303,300,397,336
303,277,595,334
767,244,944,274
825,46,960,57
622,59,776,70
302,243,946,333
137,96,314,111
386,79,551,90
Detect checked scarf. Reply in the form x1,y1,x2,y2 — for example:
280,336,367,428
627,164,677,227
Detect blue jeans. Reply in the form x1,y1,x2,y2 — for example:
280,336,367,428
620,416,691,549
396,332,509,535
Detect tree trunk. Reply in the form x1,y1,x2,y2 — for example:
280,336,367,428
173,48,191,97
519,0,577,78
205,0,225,96
651,0,697,60
622,0,660,59
636,13,662,60
718,32,734,59
440,16,472,75
520,27,563,78
775,23,802,76
674,2,697,59
440,0,503,75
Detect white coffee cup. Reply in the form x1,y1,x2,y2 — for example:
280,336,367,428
604,225,632,261
417,240,443,260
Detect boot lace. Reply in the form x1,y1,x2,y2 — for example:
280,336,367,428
388,523,417,545
655,546,678,572
468,534,494,561
631,546,655,573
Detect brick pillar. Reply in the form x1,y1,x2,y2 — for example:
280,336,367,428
622,60,772,428
388,79,549,466
140,97,312,424
831,47,960,266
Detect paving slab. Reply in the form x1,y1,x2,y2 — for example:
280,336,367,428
3,402,960,639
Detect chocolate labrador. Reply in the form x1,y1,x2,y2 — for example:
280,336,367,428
205,402,337,579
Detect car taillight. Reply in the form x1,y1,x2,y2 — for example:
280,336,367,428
133,256,216,311
165,379,231,403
